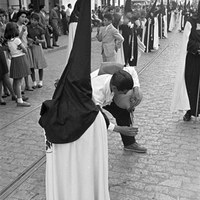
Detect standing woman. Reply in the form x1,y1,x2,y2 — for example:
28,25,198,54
16,10,34,92
4,22,31,107
27,13,47,89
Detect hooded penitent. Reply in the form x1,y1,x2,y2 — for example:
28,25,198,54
39,0,99,144
124,0,132,14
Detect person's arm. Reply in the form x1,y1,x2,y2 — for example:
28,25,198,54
18,25,27,40
96,26,103,42
16,38,27,54
35,34,45,44
112,28,124,50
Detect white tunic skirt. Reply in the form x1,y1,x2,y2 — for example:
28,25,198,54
46,112,110,200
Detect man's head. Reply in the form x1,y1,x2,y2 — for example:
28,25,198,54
68,4,72,9
110,70,134,95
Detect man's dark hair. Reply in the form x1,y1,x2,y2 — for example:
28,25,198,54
0,8,7,16
39,5,45,11
110,70,133,91
103,13,113,21
68,3,72,7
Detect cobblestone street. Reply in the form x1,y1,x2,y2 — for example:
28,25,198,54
0,27,200,200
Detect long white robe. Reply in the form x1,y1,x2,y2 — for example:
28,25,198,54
169,11,176,31
170,21,191,113
46,112,110,200
163,10,168,38
153,16,159,50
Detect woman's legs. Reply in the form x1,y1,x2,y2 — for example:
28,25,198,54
0,80,6,105
13,78,30,107
3,73,16,98
30,68,37,89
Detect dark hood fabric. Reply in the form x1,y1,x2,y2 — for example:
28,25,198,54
69,0,80,23
39,0,99,144
124,0,132,14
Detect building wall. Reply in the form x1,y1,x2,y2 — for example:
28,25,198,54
0,0,8,10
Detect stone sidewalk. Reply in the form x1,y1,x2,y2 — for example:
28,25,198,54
1,27,200,200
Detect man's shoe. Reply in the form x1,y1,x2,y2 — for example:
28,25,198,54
53,44,59,47
37,84,43,88
17,101,31,107
47,46,54,49
183,111,191,121
22,96,29,101
124,143,147,153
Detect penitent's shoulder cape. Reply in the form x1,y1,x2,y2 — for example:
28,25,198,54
39,0,99,144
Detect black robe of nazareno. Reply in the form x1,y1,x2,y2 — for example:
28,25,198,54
144,16,154,52
185,17,200,116
120,24,138,66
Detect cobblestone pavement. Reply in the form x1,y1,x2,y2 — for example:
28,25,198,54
0,27,200,200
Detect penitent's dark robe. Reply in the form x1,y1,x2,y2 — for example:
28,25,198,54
120,24,138,66
185,17,200,116
144,16,154,52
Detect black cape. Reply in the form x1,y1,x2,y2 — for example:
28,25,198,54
39,0,99,144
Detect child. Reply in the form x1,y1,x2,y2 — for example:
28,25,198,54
4,22,31,107
96,13,124,62
27,13,47,89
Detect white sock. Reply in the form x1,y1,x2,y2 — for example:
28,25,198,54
33,81,37,86
17,98,23,103
39,81,43,85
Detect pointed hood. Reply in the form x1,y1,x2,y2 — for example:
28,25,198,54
160,0,165,15
39,0,99,144
124,0,132,14
69,0,80,23
146,0,158,18
198,0,200,17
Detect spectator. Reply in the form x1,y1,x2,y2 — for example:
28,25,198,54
91,9,102,27
38,5,53,49
49,4,60,47
60,5,68,35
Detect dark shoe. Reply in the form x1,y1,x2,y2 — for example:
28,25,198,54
43,47,48,49
17,101,31,107
37,84,43,88
124,143,147,153
183,111,191,121
25,87,34,91
2,93,10,98
12,96,17,101
0,100,6,105
53,44,59,47
32,85,37,89
22,96,29,101
47,46,54,49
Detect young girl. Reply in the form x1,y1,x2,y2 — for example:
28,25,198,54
27,13,47,89
4,22,31,107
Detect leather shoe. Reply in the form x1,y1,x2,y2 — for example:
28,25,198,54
183,111,191,121
17,101,31,107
